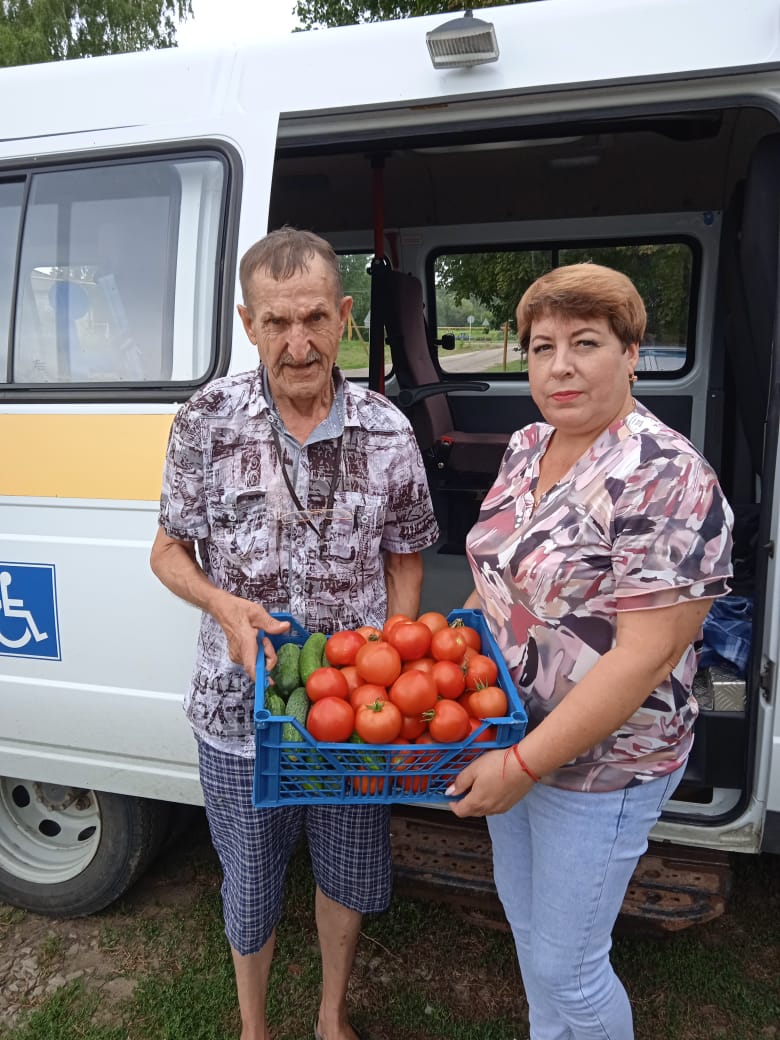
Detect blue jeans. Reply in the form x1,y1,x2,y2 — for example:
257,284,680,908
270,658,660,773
487,769,683,1040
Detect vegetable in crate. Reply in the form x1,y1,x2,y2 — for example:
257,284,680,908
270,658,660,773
349,733,386,795
282,687,309,744
325,629,367,666
269,642,301,698
354,640,402,686
354,698,403,744
307,696,354,742
265,692,287,717
306,666,349,702
299,632,328,682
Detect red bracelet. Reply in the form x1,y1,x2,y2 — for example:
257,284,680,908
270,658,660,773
512,745,541,783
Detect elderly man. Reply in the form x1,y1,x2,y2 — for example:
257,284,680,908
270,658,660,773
150,227,438,1040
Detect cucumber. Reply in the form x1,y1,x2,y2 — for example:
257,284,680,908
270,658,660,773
282,686,309,744
299,632,327,683
269,642,301,698
349,732,383,771
265,692,286,717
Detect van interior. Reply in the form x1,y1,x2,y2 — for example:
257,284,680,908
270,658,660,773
267,100,780,832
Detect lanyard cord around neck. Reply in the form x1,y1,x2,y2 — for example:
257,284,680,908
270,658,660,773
269,423,344,539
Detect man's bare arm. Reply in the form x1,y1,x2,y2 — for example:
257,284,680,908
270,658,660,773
383,550,424,619
150,527,288,679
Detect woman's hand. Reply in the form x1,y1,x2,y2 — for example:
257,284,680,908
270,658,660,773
446,746,536,817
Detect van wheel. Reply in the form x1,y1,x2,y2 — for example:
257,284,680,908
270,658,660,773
0,777,171,916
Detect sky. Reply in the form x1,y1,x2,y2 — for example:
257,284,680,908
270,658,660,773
176,0,300,48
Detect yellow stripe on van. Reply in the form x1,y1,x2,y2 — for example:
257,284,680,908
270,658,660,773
1,413,175,500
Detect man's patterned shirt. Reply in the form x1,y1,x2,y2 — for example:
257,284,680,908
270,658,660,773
159,366,439,755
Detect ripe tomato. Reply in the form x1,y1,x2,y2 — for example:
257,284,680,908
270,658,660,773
455,624,482,651
402,656,435,675
351,773,385,795
356,625,383,642
382,612,411,638
355,640,402,686
432,659,466,700
428,699,471,743
350,683,389,711
430,627,468,662
389,669,438,716
390,747,430,794
460,717,499,764
387,620,432,661
468,717,498,742
324,629,366,666
416,611,449,635
355,699,403,744
467,684,507,719
339,665,362,696
305,666,350,702
398,713,427,741
407,731,439,769
306,696,355,742
460,646,479,666
464,654,499,690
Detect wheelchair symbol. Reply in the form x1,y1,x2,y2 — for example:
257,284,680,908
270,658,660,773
0,571,49,649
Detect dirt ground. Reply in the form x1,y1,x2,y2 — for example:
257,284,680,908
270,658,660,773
1,810,778,1040
0,810,221,1031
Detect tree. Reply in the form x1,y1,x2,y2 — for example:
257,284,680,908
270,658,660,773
0,0,192,67
338,252,372,324
436,250,551,333
294,0,524,31
436,245,692,341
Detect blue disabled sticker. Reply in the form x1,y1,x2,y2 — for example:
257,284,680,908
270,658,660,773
0,563,61,661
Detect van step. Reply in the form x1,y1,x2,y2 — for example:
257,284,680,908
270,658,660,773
693,666,746,712
390,806,731,933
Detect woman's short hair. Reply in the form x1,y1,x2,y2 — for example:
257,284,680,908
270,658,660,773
516,263,647,350
239,226,344,306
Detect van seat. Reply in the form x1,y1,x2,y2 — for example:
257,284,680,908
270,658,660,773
380,269,510,483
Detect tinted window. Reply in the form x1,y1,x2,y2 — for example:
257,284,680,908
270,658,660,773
337,252,376,376
3,156,225,387
432,242,693,375
0,181,24,382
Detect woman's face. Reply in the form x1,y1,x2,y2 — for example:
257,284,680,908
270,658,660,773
526,311,639,440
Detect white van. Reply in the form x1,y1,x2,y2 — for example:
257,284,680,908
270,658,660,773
0,0,778,925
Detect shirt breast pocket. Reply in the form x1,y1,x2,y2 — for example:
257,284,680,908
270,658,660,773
209,487,270,562
320,492,386,567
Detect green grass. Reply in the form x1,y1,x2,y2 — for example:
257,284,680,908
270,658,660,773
0,984,126,1040
1,835,777,1040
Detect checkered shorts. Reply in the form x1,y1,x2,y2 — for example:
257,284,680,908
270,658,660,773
197,739,392,955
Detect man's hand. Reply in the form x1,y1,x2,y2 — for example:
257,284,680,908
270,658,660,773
150,530,290,682
212,593,290,681
446,746,534,818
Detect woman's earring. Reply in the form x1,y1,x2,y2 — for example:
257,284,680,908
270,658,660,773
629,372,638,385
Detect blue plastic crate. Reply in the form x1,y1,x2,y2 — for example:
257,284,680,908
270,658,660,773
252,609,527,807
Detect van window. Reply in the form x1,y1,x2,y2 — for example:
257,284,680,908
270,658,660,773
0,180,24,382
4,155,226,387
432,241,694,376
337,252,373,376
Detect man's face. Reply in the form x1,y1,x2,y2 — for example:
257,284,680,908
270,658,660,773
237,255,352,406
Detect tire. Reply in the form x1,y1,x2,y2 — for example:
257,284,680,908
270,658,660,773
0,777,171,916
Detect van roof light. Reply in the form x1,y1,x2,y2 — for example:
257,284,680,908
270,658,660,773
425,8,500,70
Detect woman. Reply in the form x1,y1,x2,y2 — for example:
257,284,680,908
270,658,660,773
447,263,733,1040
